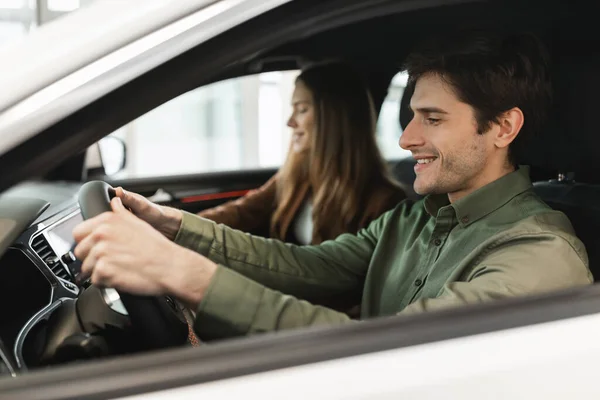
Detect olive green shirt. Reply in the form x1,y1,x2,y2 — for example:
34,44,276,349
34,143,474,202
174,167,592,340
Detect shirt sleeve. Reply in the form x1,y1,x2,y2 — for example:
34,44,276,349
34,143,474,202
399,231,593,316
194,267,358,340
173,210,392,339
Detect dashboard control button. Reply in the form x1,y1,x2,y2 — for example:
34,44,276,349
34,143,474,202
45,256,60,266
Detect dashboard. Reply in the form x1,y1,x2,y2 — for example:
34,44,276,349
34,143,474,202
0,180,187,377
0,181,87,374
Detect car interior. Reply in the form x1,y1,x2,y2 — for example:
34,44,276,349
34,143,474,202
1,0,599,386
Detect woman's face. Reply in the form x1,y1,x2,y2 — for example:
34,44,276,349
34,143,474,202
287,81,315,153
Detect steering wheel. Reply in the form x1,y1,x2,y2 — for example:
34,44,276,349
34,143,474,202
77,181,189,350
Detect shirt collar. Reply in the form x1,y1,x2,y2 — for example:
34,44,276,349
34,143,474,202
424,165,532,227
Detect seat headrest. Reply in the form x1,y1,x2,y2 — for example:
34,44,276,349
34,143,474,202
522,53,600,183
397,53,600,183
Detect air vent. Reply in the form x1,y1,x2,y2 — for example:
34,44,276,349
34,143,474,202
31,235,71,281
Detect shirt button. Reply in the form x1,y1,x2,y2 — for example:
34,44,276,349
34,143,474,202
415,279,423,287
433,238,442,246
461,216,469,224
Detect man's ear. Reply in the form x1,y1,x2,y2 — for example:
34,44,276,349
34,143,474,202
494,107,524,149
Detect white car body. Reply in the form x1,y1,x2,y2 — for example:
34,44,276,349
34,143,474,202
129,314,600,400
0,0,291,155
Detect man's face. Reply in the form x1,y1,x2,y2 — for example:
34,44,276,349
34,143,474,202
399,73,497,201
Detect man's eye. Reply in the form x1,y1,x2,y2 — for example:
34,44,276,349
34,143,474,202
425,117,441,125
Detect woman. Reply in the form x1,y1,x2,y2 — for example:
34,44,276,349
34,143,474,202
199,61,406,245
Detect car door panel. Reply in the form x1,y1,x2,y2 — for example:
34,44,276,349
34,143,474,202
105,167,277,214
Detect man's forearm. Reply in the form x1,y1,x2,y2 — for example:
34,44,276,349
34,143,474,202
194,267,357,340
167,210,390,340
159,206,183,241
174,211,374,301
161,244,218,309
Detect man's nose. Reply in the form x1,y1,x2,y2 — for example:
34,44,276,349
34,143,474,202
399,118,425,150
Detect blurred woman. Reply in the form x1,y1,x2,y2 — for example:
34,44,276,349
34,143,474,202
199,61,406,245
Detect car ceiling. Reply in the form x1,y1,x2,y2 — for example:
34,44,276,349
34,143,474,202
254,0,573,64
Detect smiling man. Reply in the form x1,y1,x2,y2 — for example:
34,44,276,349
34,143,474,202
73,30,593,340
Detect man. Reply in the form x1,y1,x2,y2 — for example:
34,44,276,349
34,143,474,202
73,30,592,340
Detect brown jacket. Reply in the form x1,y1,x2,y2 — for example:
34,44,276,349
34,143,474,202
198,174,406,244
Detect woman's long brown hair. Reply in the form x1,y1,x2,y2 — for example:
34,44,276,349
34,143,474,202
271,61,400,242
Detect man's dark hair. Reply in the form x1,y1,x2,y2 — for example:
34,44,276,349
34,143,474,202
403,30,552,165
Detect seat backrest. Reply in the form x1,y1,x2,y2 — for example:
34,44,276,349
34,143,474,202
533,180,600,281
526,53,600,281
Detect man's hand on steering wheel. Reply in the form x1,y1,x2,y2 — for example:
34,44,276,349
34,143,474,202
114,187,183,241
73,196,217,309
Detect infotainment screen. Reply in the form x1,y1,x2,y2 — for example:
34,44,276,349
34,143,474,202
45,213,83,257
